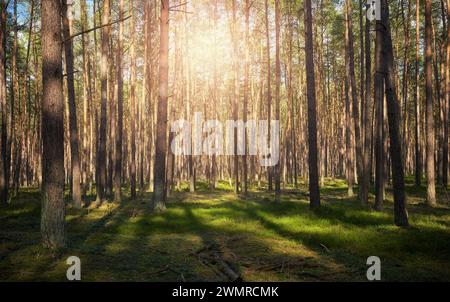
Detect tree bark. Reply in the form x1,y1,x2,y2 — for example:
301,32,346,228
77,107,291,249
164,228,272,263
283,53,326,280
264,0,272,191
97,0,110,203
444,0,450,187
345,0,363,203
231,0,239,194
243,0,250,196
361,4,372,206
374,6,385,211
41,0,66,248
425,0,437,206
304,0,321,208
129,0,137,199
114,0,125,203
274,0,281,201
62,0,82,209
152,0,170,212
380,0,409,226
414,0,422,186
0,0,7,205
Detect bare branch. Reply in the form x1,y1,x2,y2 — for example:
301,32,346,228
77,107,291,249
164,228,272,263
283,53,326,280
62,15,131,43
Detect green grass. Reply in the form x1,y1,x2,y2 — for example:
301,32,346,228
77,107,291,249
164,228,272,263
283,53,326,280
1,179,449,281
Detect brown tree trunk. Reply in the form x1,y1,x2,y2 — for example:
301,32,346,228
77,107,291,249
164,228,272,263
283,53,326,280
129,0,137,199
0,0,7,204
152,0,169,212
62,0,82,209
264,0,272,191
97,0,110,203
274,0,281,201
243,0,250,196
8,0,19,197
374,8,385,211
114,0,124,203
444,0,450,187
414,0,422,186
345,0,363,203
231,0,239,194
286,2,298,189
41,0,66,248
80,0,92,197
345,51,354,197
425,0,437,206
380,0,409,226
361,5,372,205
304,0,321,208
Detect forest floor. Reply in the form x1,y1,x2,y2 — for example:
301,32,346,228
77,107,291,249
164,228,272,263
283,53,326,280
1,178,450,281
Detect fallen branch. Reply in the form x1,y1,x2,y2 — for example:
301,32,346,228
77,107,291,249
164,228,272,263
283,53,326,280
320,243,331,252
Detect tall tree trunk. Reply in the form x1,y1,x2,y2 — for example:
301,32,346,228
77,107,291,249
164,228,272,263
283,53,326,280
0,0,7,204
380,0,409,226
344,40,354,196
444,0,450,187
129,0,137,199
264,0,272,191
287,2,298,188
243,0,250,196
231,0,239,194
374,6,385,211
401,0,412,165
414,0,422,186
425,0,437,206
62,0,82,209
114,0,124,203
304,0,321,208
80,0,93,196
97,0,110,203
41,0,66,248
359,0,365,142
274,0,281,201
10,0,18,197
152,0,169,212
361,4,372,205
345,0,363,203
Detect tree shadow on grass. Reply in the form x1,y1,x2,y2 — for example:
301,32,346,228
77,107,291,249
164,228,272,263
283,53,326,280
224,200,450,281
2,187,450,281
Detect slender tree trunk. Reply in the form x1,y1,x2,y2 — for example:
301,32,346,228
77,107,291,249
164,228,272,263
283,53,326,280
361,5,372,205
401,0,412,165
274,0,281,201
374,9,385,211
243,0,250,196
264,0,272,191
380,0,409,226
0,0,7,204
444,0,450,187
425,0,437,206
414,0,422,186
114,0,124,203
62,0,82,209
10,0,18,197
107,41,115,197
345,50,354,196
129,0,137,199
152,0,169,212
304,0,321,208
41,0,66,248
345,0,363,202
288,2,298,188
81,0,94,196
97,0,110,203
231,0,239,194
